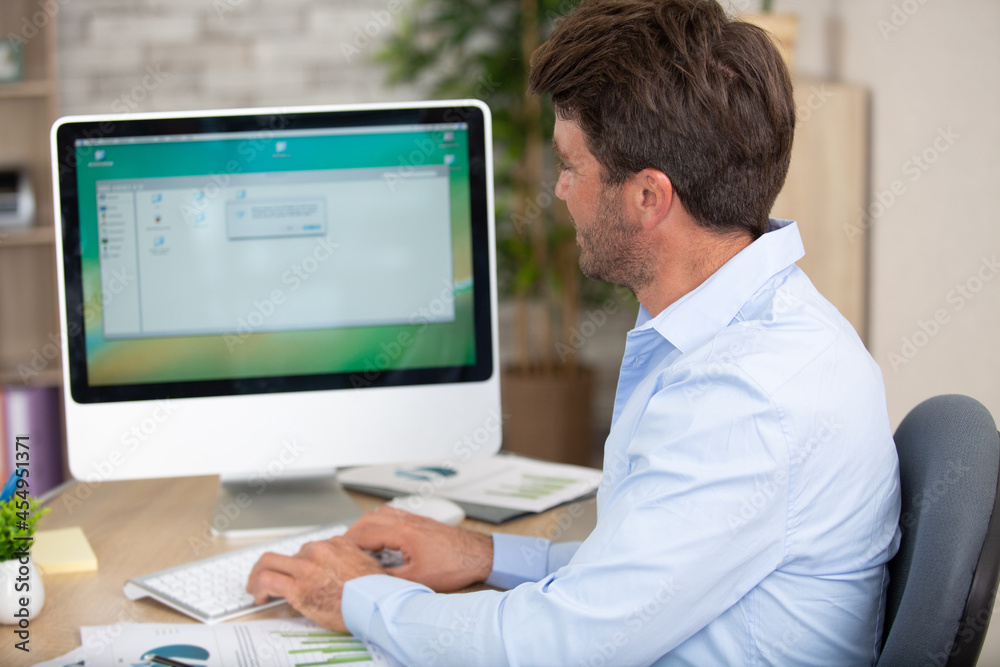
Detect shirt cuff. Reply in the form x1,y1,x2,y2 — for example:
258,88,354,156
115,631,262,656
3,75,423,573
484,532,553,589
342,574,432,639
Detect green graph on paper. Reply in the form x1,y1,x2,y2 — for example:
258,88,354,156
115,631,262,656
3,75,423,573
272,631,374,666
484,473,581,500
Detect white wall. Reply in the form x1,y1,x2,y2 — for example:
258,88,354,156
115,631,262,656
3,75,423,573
771,0,1000,428
56,0,424,114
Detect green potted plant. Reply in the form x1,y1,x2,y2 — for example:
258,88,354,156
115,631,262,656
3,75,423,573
0,472,48,623
377,0,619,464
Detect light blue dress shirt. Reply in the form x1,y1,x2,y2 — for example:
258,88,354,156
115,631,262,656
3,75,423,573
343,219,902,666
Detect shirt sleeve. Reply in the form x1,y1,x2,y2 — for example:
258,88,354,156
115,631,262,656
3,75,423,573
484,533,583,589
343,368,789,666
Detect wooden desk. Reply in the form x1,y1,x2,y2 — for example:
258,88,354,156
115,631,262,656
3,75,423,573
2,477,596,665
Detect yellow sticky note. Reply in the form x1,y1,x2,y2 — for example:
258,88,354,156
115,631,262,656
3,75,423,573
32,527,98,574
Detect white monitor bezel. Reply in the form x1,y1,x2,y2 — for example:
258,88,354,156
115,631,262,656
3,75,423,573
51,100,501,483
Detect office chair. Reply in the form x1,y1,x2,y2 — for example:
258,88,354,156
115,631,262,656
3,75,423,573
878,394,1000,666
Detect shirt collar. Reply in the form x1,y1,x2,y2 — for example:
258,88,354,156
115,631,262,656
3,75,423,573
634,218,805,352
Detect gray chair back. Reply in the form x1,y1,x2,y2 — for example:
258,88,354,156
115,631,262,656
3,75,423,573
879,394,1000,666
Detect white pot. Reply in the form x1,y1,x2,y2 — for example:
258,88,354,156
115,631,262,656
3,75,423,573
0,556,46,624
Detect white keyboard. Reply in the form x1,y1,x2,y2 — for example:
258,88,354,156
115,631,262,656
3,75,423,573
124,523,349,624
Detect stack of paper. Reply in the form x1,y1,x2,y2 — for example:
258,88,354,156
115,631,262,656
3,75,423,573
34,617,401,667
339,454,602,522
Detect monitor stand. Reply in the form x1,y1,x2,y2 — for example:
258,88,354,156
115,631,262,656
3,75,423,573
212,470,363,538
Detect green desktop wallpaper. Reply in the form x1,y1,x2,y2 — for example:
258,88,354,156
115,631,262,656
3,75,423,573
75,128,477,386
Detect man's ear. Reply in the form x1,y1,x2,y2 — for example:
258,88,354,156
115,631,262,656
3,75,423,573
625,168,674,230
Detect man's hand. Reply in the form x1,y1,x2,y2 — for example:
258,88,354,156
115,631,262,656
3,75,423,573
246,537,385,632
345,506,493,592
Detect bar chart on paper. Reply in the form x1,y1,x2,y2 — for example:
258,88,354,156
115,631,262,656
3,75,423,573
484,473,582,500
277,629,376,666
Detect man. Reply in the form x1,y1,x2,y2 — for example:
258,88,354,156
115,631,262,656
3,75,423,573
248,0,901,663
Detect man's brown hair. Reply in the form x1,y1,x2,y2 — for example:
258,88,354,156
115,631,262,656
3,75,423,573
528,0,795,239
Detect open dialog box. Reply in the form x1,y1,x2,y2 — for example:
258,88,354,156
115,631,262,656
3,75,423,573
225,197,327,240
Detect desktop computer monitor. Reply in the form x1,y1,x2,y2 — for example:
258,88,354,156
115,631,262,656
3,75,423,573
51,100,500,534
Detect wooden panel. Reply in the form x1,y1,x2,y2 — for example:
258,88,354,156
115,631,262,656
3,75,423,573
772,78,869,341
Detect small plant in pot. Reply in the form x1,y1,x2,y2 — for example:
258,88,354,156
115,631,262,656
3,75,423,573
0,472,49,624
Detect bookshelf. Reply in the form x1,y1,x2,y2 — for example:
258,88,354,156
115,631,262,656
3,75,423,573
0,2,60,386
0,2,65,494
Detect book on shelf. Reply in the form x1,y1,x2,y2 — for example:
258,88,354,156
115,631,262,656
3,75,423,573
0,384,64,497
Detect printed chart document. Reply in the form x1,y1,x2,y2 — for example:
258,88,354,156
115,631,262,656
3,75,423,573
339,454,602,520
32,618,401,667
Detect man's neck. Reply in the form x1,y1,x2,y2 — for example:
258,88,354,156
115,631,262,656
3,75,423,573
636,230,753,317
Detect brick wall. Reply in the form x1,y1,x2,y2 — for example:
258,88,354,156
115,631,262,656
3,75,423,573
57,0,426,115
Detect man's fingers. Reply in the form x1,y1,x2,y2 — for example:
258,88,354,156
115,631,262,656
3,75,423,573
247,569,298,605
247,551,303,604
246,552,304,604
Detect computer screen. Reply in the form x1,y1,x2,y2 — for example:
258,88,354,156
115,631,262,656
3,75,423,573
51,101,500,531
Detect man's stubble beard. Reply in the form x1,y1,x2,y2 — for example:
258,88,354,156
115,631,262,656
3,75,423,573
574,183,655,293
